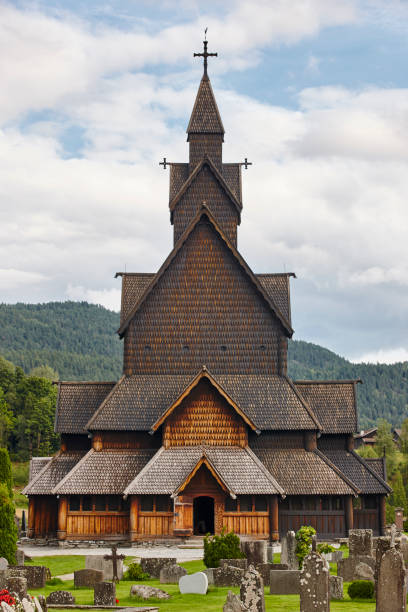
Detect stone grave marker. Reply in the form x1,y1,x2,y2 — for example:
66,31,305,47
104,545,125,583
269,569,300,595
6,576,27,600
21,597,34,612
130,584,170,600
16,550,25,566
255,563,272,587
214,565,245,587
1,601,15,612
0,559,8,571
159,563,186,584
46,591,75,606
7,566,47,589
281,531,297,569
179,571,208,594
220,558,248,570
354,561,374,582
203,568,214,585
374,536,391,600
240,565,265,612
94,581,116,606
86,554,123,581
299,552,329,612
140,557,176,579
0,570,7,589
223,590,248,612
241,541,267,565
33,597,43,612
74,568,104,588
376,546,405,612
329,575,343,600
349,528,373,557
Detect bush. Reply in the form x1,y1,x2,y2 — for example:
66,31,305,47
348,580,375,599
295,525,316,569
203,528,244,568
46,578,64,586
123,563,150,581
0,448,13,497
317,543,335,554
0,482,17,564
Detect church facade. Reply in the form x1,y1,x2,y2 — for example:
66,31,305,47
24,43,390,542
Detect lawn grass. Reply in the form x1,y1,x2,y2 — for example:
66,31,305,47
27,557,378,611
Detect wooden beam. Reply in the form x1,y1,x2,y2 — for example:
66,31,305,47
28,497,35,538
269,496,279,542
344,495,354,535
129,496,139,541
57,496,68,540
379,495,386,536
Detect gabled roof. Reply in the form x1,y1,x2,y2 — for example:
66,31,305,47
322,449,391,495
55,381,116,434
294,380,360,434
187,76,225,137
169,157,242,217
23,451,86,495
85,372,320,432
115,272,155,325
169,163,242,206
150,367,258,433
118,206,293,338
29,457,52,483
257,274,295,324
124,446,284,497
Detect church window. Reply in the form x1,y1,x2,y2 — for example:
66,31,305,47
141,495,154,511
69,496,80,511
363,496,377,510
155,496,171,512
220,345,227,352
239,495,252,512
254,496,267,511
304,496,316,511
320,497,330,511
82,496,92,511
94,496,106,511
225,497,238,512
332,497,343,511
107,495,120,511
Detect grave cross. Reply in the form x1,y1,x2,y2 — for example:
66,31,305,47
241,158,252,170
194,32,217,78
104,544,125,583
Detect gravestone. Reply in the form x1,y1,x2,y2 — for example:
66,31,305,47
394,507,404,532
266,546,274,563
376,546,405,612
299,552,329,612
223,590,248,612
203,568,214,585
33,597,44,612
179,572,208,595
220,558,247,570
159,563,186,584
74,568,104,587
329,575,343,600
46,591,75,606
140,557,176,579
94,581,116,606
6,576,27,599
21,597,35,612
241,541,267,565
240,565,265,612
374,536,391,599
269,570,300,595
16,550,25,566
0,570,7,589
337,554,375,581
1,602,15,612
86,554,124,581
281,531,297,569
255,563,272,587
349,529,373,557
399,534,408,564
354,561,374,582
269,563,288,570
7,566,47,589
0,559,8,571
104,545,125,583
214,565,245,587
130,584,170,599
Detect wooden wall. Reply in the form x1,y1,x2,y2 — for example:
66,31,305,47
66,513,129,538
163,379,247,448
28,496,58,538
92,431,160,451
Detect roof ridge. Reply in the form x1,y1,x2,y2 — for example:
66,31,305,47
123,447,165,497
295,380,363,385
313,448,360,495
244,446,285,495
85,375,125,430
52,449,94,495
115,272,155,278
174,451,235,497
56,381,117,385
284,375,322,430
118,206,293,337
256,273,296,278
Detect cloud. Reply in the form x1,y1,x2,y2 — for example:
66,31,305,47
351,347,408,365
0,268,49,290
66,284,121,311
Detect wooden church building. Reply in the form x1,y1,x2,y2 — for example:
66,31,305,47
24,42,390,542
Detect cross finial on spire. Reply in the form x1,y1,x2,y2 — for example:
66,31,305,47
194,30,217,79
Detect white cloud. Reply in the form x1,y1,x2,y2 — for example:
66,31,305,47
351,347,408,364
66,284,121,311
0,268,49,290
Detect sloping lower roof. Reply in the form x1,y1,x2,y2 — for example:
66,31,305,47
253,448,356,495
294,380,359,434
323,450,390,494
53,449,156,495
86,372,320,432
23,451,86,495
29,457,52,483
365,457,387,481
55,382,116,434
257,274,294,324
124,446,283,496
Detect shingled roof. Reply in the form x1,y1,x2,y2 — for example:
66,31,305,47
53,449,156,495
253,448,357,495
55,381,116,434
187,75,225,137
169,162,242,205
322,449,390,494
29,457,52,482
23,451,86,495
86,371,320,432
294,380,359,434
124,446,283,496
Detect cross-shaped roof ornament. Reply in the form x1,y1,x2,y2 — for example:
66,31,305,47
240,158,252,170
159,157,169,169
194,29,217,79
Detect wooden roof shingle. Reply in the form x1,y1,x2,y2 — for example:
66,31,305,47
323,449,390,494
187,76,225,137
23,451,86,495
55,381,116,434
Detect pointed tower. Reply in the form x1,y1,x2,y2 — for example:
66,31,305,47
168,39,242,247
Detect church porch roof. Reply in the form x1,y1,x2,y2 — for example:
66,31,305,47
321,449,390,495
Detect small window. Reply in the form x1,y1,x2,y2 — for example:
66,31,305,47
320,497,330,511
364,496,378,510
279,497,289,510
332,497,343,511
156,496,171,512
94,496,106,511
141,495,154,512
304,496,316,511
82,496,92,511
260,345,266,351
144,345,151,351
254,496,267,511
291,497,303,511
183,345,189,351
225,497,238,512
107,496,119,511
69,496,80,511
239,495,252,512
353,497,362,510
220,345,227,352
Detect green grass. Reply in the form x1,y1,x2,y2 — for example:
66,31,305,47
27,557,378,611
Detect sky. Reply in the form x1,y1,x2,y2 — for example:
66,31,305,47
1,0,408,364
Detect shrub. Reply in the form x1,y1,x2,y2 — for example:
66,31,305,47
0,448,13,497
0,482,17,564
203,528,244,568
46,577,64,586
348,580,375,599
123,563,150,581
317,542,335,554
295,525,316,569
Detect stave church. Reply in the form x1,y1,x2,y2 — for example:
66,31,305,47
24,41,390,542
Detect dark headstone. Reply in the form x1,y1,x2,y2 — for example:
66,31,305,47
74,568,104,588
7,566,47,589
240,565,265,612
220,559,248,570
374,535,391,599
349,529,373,557
376,546,405,612
299,552,329,612
7,576,27,599
329,575,343,600
241,541,267,566
159,563,187,584
269,570,300,594
214,565,245,587
269,563,288,570
46,591,76,605
94,581,116,606
86,555,123,581
140,557,176,579
280,531,298,570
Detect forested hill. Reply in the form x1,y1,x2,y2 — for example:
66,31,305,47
0,302,407,427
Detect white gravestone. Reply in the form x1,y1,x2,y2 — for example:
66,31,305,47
179,571,208,595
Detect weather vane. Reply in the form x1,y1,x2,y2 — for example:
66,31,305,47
194,28,217,78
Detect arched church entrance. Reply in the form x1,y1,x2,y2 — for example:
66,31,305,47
193,496,214,534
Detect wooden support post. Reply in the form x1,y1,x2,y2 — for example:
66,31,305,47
379,495,386,536
346,434,354,452
28,497,35,538
129,496,139,541
304,432,317,451
57,496,68,540
345,495,354,535
269,496,279,542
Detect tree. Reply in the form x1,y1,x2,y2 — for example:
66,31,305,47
390,471,407,510
400,418,408,455
0,447,13,497
29,365,59,381
374,419,397,475
0,482,17,564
